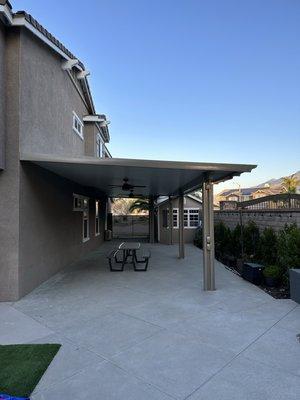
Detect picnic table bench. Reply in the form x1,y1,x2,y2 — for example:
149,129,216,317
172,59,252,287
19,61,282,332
107,242,151,271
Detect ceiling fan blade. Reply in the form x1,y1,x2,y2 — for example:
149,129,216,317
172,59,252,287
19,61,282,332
108,185,122,188
132,185,147,188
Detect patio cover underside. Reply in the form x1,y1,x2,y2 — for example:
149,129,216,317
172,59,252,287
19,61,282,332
20,153,256,197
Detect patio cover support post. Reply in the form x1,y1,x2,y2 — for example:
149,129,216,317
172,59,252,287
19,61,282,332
168,196,173,245
202,180,215,291
178,193,185,258
149,196,155,244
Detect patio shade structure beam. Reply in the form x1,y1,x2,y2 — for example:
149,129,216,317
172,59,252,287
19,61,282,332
178,193,185,259
202,180,215,291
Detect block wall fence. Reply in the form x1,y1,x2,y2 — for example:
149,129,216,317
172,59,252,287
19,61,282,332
214,210,300,232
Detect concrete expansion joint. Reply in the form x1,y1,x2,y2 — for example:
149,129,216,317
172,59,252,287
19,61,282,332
183,302,300,400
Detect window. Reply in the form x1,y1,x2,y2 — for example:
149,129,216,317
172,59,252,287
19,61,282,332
184,209,189,227
95,200,100,236
96,134,104,158
73,194,87,211
173,208,200,229
73,111,84,139
162,209,169,228
188,209,199,227
82,198,89,242
173,209,178,228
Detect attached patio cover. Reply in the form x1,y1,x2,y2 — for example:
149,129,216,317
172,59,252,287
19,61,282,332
21,153,256,198
21,153,256,292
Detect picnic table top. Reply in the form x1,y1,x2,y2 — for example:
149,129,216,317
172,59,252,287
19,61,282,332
119,242,141,250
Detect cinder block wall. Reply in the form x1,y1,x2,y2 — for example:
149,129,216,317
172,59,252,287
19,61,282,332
214,210,300,232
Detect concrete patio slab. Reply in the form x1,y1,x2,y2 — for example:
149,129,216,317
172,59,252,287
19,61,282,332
59,311,163,358
32,334,105,392
0,303,53,344
242,325,300,376
31,361,174,400
188,355,300,400
111,330,235,399
1,242,299,399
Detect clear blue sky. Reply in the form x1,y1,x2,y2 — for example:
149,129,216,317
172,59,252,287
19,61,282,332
13,0,300,191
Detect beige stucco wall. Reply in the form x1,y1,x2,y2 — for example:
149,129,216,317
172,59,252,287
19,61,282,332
0,26,107,301
18,163,106,298
19,28,89,158
0,23,5,169
84,123,100,157
0,28,21,301
158,197,202,244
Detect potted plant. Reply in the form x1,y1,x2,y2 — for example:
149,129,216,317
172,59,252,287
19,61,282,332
263,265,282,287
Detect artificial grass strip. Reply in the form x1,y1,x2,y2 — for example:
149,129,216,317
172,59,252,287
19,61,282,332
0,344,61,397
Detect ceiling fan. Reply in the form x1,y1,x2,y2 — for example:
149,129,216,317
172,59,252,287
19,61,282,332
109,178,146,192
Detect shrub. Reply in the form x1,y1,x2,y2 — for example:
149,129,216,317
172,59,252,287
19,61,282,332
263,265,282,279
277,224,300,270
243,220,260,261
259,227,278,266
214,222,232,259
194,226,203,249
230,224,242,258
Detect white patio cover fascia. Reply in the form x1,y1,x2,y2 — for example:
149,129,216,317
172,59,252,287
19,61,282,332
20,153,256,198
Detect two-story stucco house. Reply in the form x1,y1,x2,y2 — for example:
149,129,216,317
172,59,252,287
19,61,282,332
0,1,111,301
0,1,256,300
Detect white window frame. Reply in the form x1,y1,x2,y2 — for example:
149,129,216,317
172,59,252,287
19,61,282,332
73,193,88,211
187,208,200,228
82,198,90,243
95,200,100,236
96,133,106,159
173,209,178,228
173,208,200,229
72,111,84,139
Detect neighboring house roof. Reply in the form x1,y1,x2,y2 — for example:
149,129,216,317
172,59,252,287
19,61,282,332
220,187,262,197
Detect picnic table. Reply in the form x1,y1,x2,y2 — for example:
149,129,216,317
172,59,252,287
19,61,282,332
107,242,150,272
119,242,141,266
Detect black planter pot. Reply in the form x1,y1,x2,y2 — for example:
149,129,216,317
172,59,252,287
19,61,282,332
264,276,279,287
289,269,300,304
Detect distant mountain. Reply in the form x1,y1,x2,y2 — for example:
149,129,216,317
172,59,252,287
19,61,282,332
255,171,300,189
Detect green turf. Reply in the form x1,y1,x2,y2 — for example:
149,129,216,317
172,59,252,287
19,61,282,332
0,344,61,397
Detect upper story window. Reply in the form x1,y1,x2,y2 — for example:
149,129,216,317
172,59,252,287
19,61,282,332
96,134,105,158
73,111,84,139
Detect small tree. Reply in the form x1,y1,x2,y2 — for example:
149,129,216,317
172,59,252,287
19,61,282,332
277,224,300,270
129,199,149,214
230,224,243,258
281,174,299,194
214,222,231,259
243,221,260,261
258,227,278,266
